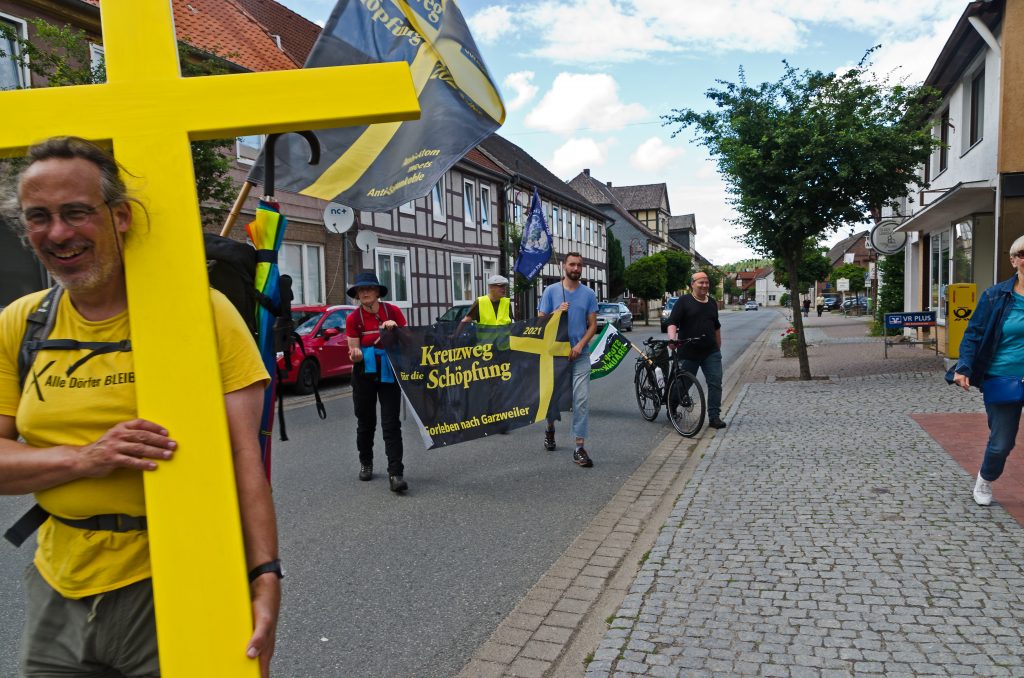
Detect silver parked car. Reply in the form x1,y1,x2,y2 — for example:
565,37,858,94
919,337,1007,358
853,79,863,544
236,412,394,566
596,302,633,332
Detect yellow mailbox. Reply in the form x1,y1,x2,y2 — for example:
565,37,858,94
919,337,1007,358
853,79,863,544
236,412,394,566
946,283,977,358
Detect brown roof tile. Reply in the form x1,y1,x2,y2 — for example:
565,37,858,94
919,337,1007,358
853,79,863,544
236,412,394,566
89,0,299,72
235,0,321,65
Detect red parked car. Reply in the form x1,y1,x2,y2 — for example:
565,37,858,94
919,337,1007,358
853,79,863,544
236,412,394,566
277,304,356,394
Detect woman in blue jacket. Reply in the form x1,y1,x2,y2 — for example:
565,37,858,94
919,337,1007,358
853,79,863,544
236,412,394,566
952,235,1024,505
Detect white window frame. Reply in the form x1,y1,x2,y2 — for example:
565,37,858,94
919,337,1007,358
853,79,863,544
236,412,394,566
479,185,491,231
399,199,416,215
375,247,411,308
1,13,30,90
551,205,559,237
463,179,475,228
281,242,325,305
431,177,447,222
88,43,106,82
966,67,985,150
451,256,475,305
482,258,497,283
236,134,265,165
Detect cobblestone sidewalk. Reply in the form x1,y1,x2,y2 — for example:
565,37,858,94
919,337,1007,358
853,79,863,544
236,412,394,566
589,373,1024,677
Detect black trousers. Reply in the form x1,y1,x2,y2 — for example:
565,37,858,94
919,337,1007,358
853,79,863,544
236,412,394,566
352,364,404,476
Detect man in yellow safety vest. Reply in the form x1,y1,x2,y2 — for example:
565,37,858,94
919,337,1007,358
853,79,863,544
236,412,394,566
456,274,512,339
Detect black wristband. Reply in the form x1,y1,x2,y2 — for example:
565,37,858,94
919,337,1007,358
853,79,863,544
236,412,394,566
248,559,283,583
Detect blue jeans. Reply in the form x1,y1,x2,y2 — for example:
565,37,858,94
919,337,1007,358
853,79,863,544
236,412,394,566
980,400,1023,481
549,352,590,442
679,350,723,420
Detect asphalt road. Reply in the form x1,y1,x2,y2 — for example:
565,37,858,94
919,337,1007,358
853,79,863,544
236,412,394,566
0,307,778,677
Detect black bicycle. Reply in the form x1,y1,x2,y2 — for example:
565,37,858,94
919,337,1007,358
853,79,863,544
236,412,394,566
633,337,706,437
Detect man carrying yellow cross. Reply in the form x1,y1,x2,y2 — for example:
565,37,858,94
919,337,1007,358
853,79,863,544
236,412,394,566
0,138,280,676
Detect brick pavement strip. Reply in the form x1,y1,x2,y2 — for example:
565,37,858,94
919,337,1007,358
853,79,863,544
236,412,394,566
455,429,701,678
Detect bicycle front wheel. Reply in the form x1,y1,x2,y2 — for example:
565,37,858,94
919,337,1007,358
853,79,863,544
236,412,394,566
666,370,705,437
634,362,660,421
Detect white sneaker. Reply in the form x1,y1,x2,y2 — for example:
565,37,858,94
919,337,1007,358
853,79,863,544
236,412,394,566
973,474,993,506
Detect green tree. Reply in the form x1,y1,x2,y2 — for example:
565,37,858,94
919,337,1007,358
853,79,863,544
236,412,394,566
666,52,938,379
624,255,667,326
873,254,905,335
829,263,868,295
723,275,742,301
0,20,235,225
606,228,626,298
655,250,692,294
700,265,722,298
772,246,831,293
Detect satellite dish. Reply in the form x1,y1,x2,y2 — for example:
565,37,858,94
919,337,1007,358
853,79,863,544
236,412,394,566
355,230,378,254
323,202,355,234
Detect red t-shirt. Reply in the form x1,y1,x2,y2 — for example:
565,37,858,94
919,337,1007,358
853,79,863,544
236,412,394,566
345,302,407,347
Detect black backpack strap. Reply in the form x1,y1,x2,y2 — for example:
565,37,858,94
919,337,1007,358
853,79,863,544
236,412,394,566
3,504,50,547
18,286,63,390
26,339,133,378
4,503,147,548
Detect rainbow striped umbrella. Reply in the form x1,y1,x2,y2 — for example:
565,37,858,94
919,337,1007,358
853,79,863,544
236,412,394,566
245,199,289,476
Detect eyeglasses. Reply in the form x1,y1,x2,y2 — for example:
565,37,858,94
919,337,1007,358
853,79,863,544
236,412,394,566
21,202,107,232
1011,251,1024,260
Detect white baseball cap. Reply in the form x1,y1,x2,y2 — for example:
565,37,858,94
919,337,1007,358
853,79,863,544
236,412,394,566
487,274,509,286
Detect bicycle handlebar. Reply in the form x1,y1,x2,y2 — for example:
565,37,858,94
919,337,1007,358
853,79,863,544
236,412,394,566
643,336,701,350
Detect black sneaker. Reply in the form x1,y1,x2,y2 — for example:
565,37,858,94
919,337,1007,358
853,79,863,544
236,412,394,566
358,465,373,481
708,418,727,429
544,429,556,451
573,447,593,468
389,475,408,493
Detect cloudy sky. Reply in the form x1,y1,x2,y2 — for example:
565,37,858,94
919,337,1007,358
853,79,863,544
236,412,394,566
286,0,966,264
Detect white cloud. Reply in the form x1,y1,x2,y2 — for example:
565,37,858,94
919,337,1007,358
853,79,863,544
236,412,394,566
502,71,538,112
549,138,614,178
525,73,648,134
479,0,968,64
467,5,517,45
630,137,685,173
527,0,676,63
865,14,961,84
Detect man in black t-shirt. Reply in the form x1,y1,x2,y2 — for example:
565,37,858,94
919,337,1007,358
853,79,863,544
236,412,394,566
666,271,727,428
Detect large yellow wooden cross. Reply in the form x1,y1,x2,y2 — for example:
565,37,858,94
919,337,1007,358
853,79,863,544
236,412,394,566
0,2,418,675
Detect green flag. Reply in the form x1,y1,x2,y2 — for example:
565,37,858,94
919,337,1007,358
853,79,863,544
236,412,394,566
589,324,630,380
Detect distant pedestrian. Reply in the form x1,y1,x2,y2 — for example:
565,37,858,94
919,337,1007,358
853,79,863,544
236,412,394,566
802,298,811,317
538,252,598,467
951,235,1024,506
345,271,409,493
667,271,726,429
815,295,824,317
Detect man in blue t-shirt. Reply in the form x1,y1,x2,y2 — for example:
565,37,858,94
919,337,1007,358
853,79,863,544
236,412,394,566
538,252,598,467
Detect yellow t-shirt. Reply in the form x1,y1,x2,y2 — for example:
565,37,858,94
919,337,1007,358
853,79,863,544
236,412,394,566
0,288,268,598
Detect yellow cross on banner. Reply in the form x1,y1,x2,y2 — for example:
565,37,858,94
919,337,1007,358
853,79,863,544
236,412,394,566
509,311,571,423
0,2,418,676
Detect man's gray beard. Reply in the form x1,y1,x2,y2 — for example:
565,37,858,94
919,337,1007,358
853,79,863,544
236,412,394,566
566,271,581,281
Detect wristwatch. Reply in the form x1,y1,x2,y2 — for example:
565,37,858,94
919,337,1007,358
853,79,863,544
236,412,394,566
248,559,284,583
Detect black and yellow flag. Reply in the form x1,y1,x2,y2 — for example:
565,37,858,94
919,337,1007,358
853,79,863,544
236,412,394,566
249,0,505,211
382,313,574,449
